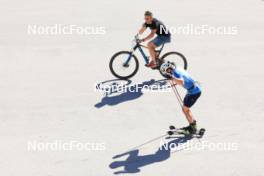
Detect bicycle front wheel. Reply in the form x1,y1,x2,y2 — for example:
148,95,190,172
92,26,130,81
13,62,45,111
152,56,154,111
109,51,139,80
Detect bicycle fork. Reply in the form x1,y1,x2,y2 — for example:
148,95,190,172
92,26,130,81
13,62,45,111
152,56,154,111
123,47,136,67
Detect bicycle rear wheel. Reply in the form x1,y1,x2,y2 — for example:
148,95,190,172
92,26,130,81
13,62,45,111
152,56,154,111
109,51,139,80
159,51,188,78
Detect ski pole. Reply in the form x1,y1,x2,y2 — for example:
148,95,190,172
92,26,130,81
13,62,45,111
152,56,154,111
174,84,184,105
169,79,183,108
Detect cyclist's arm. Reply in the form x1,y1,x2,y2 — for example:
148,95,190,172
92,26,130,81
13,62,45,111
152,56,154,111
143,29,156,41
139,26,146,34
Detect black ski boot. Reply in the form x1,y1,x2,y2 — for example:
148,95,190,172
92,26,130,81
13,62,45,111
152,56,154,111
180,121,197,134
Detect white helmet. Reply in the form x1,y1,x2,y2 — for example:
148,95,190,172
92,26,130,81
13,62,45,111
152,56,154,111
160,61,175,75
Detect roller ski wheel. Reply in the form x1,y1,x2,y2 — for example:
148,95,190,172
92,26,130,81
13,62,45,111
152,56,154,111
169,125,176,130
198,128,206,137
167,131,174,135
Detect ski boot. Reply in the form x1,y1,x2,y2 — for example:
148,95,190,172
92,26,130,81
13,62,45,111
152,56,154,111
180,121,197,135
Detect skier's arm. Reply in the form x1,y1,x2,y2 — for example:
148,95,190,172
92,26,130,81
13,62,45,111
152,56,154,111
171,77,184,86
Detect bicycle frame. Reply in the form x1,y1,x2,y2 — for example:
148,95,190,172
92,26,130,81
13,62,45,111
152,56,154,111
124,42,165,66
109,35,187,79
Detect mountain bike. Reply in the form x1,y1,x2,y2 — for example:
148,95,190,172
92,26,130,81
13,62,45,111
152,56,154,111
109,35,187,80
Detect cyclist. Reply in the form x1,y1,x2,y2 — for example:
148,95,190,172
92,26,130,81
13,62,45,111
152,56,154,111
160,62,202,134
138,11,171,68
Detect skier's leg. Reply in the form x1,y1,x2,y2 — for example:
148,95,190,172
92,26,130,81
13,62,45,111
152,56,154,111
181,106,197,133
182,106,195,123
181,93,201,133
182,93,201,123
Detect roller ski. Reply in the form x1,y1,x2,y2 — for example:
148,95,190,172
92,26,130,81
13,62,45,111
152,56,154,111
167,121,206,138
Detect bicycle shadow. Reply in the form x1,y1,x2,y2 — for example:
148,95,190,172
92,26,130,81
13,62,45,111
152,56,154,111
109,135,193,174
94,79,169,108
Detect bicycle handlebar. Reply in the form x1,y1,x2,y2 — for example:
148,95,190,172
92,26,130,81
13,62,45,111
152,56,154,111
134,34,141,44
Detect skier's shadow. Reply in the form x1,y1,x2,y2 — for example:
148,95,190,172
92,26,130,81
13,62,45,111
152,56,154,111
94,79,169,108
109,135,192,174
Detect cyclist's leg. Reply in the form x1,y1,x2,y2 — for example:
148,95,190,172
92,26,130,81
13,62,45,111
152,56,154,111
147,36,171,67
147,41,156,63
147,36,163,66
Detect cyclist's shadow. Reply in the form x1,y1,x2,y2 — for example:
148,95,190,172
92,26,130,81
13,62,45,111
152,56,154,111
109,135,192,174
94,79,168,108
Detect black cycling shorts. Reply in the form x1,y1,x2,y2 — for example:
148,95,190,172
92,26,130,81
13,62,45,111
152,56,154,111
183,92,201,108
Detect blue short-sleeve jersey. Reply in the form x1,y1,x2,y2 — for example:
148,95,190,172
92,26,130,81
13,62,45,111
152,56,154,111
172,67,201,95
